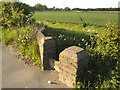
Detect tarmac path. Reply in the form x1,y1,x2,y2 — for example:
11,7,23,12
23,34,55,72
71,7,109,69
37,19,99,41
1,43,68,88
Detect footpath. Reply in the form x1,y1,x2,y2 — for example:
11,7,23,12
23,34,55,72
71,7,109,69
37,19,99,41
1,43,68,88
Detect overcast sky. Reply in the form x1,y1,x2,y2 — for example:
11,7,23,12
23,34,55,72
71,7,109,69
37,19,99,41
21,0,119,9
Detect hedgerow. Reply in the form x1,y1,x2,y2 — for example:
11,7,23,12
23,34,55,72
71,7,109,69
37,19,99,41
2,2,35,28
76,21,120,88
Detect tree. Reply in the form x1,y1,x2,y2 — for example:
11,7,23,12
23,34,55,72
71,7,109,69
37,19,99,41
53,6,56,11
33,4,48,11
2,2,34,28
64,7,71,11
72,8,80,11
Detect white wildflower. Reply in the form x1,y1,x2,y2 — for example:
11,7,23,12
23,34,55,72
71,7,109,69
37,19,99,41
64,38,66,40
82,38,84,41
59,34,62,38
22,40,23,42
19,35,21,37
87,30,91,32
88,45,90,47
26,37,28,39
85,43,88,46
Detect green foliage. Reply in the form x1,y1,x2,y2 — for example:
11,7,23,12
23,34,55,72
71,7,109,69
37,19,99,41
42,25,90,58
33,4,48,11
64,7,71,11
17,25,42,67
2,25,42,68
2,2,34,28
40,20,119,88
2,29,14,45
76,21,120,88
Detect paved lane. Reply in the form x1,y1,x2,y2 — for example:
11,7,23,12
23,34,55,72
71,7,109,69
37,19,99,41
2,44,68,88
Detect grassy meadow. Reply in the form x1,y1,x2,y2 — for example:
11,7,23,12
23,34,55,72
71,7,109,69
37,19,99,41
34,11,118,25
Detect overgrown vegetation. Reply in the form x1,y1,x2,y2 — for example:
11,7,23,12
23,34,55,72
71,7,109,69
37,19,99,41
40,20,119,88
2,24,42,67
1,1,120,88
2,2,35,28
76,22,120,88
2,2,42,68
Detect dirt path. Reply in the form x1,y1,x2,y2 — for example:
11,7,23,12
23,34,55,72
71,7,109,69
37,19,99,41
1,44,68,88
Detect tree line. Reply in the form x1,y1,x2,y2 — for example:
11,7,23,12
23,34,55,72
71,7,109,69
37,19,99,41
0,1,120,11
33,3,120,11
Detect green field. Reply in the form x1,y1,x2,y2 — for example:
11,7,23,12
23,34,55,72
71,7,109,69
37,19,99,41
34,11,119,56
34,11,118,25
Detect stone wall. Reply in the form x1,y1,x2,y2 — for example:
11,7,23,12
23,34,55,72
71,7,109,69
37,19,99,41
37,28,89,87
37,29,56,70
54,46,89,88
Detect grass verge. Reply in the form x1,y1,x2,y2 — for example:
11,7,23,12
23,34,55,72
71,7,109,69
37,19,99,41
2,25,42,68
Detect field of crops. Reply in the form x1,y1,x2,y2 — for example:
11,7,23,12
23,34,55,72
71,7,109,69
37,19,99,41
34,11,118,26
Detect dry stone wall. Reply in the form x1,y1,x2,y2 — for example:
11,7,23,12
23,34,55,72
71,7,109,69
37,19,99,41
37,29,56,70
37,28,89,88
54,46,89,88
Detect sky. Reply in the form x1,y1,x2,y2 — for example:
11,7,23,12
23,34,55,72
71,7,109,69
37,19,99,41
20,0,120,9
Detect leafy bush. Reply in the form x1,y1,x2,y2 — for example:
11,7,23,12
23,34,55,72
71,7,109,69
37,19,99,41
76,21,119,88
2,2,34,28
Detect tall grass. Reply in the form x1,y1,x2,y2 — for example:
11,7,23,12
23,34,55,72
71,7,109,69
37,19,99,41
2,25,42,68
